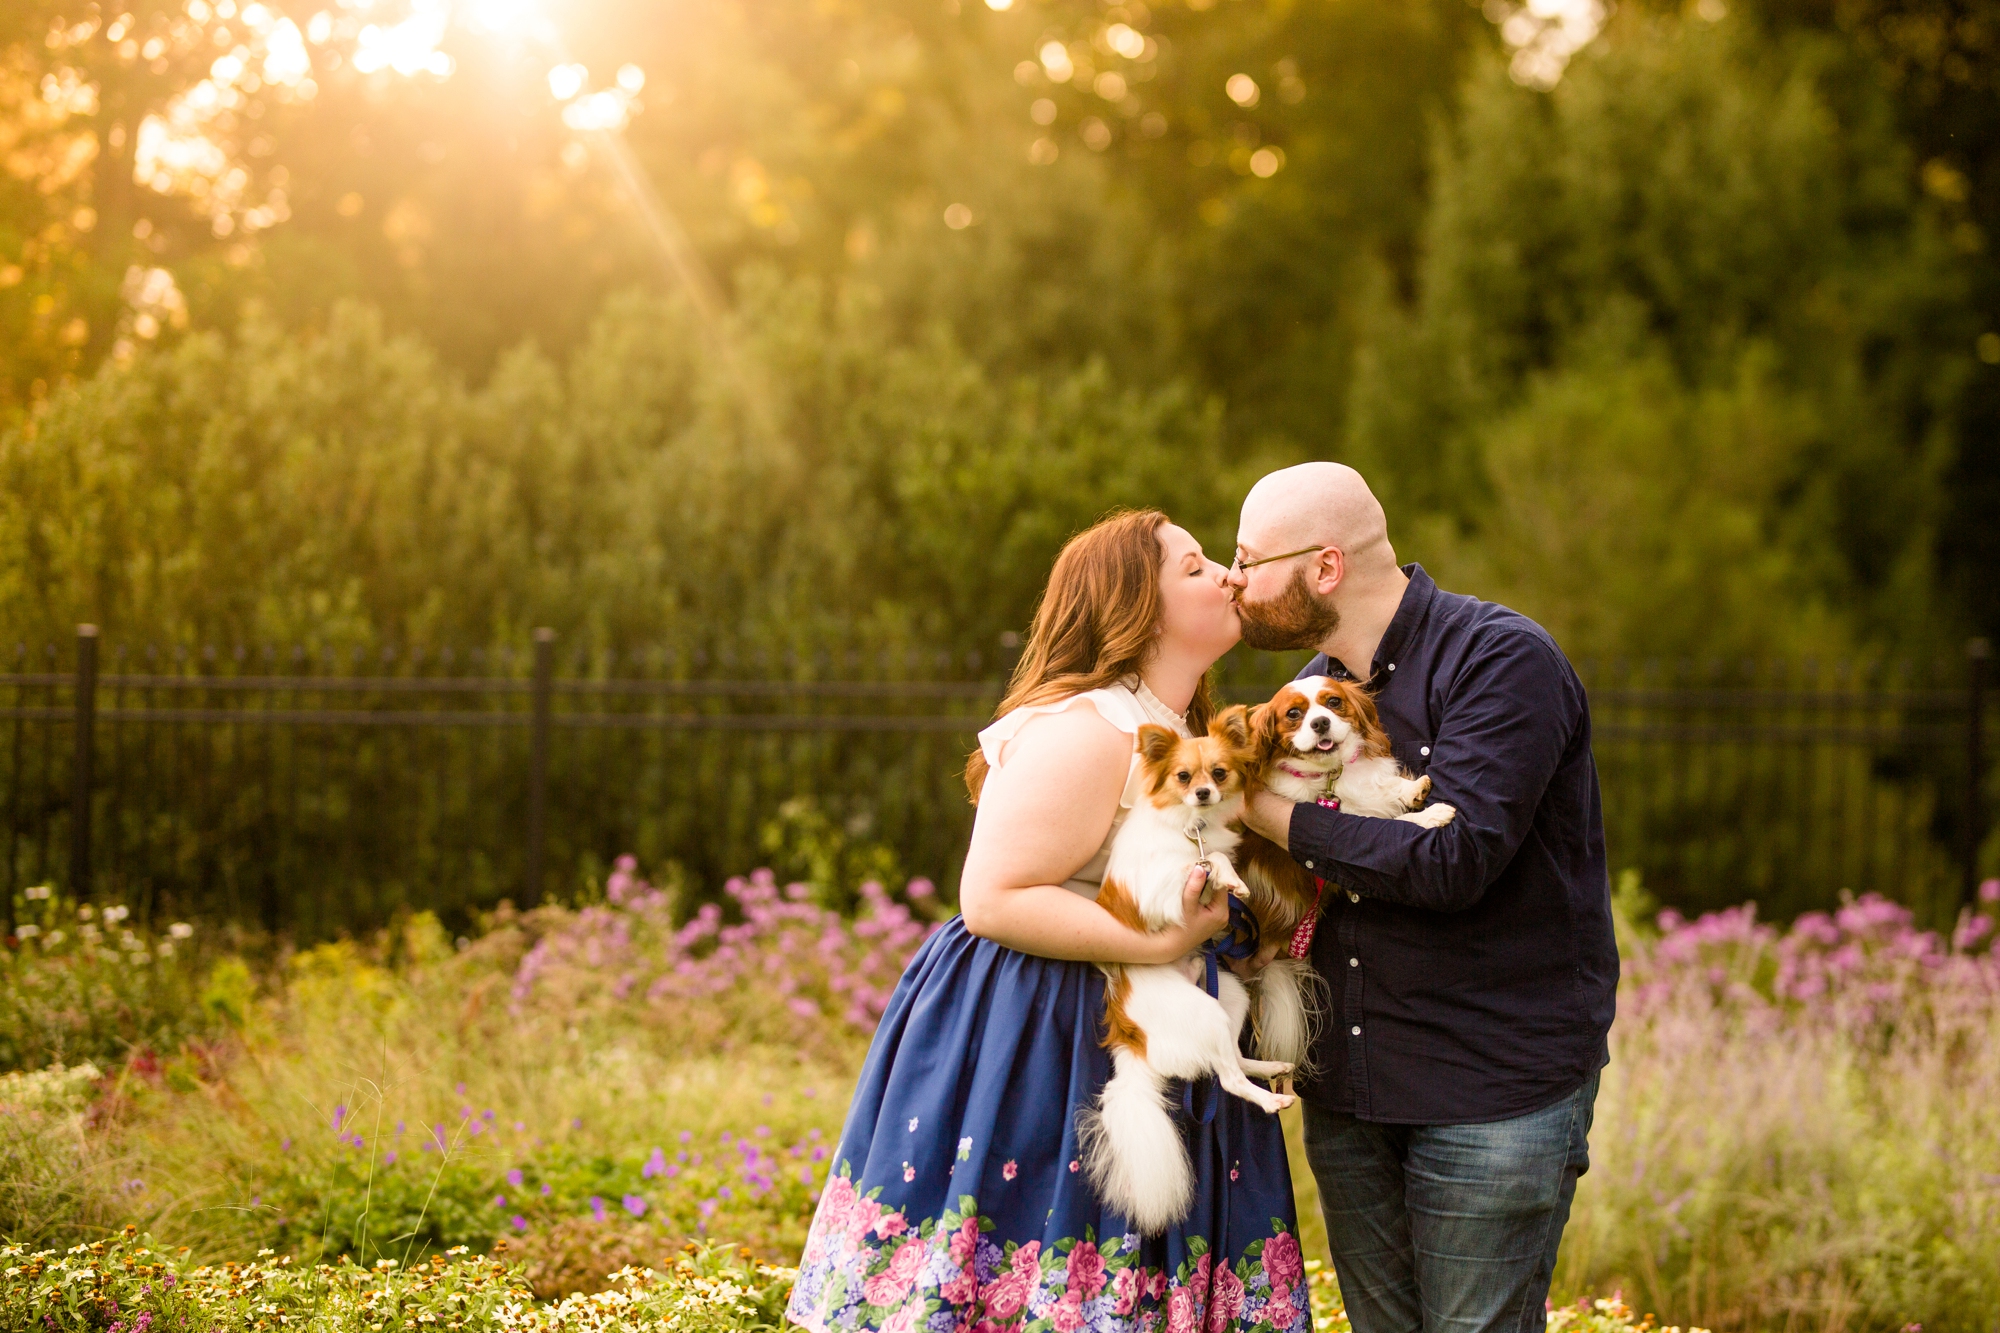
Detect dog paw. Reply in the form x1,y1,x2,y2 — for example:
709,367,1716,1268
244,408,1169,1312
1412,774,1432,806
1397,802,1456,828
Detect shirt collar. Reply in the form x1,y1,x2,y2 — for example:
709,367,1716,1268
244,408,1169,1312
1325,563,1435,686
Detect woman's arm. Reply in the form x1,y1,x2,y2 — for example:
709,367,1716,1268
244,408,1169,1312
958,704,1230,963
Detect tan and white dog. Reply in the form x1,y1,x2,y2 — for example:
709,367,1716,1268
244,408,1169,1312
1254,676,1456,824
1077,709,1296,1235
1227,678,1456,1083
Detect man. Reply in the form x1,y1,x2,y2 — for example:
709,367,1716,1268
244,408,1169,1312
1230,462,1618,1333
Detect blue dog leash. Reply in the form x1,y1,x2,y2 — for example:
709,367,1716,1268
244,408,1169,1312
1181,894,1264,1124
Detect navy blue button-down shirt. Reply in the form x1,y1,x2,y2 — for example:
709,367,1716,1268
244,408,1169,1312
1286,565,1617,1124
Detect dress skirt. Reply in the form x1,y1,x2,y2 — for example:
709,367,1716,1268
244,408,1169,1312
787,917,1312,1333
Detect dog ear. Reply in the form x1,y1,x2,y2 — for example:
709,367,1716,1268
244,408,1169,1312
1136,724,1182,767
1338,682,1389,752
1246,702,1274,750
1211,704,1253,750
1341,681,1384,728
1254,688,1297,750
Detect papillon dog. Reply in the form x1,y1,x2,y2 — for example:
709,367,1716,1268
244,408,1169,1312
1228,678,1456,1082
1077,708,1296,1235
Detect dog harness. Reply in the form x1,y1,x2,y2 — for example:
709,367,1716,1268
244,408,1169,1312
1288,794,1341,959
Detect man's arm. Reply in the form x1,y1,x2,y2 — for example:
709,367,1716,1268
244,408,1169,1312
1272,632,1579,914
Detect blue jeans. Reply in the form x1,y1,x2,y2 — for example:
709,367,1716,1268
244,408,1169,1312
1300,1069,1601,1333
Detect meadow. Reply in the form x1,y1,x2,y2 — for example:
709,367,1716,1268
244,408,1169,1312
2,863,1996,1331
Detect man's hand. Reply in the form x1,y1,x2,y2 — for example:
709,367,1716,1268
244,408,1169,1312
1242,790,1295,848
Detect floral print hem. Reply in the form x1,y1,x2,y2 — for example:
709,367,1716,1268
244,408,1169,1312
787,1168,1312,1333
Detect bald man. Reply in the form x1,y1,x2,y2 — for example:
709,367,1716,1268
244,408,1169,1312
1230,463,1617,1333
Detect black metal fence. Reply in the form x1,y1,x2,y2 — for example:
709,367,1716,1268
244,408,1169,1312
1,628,1992,939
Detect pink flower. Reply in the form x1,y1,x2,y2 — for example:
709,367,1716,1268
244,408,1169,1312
875,1210,909,1239
863,1239,927,1306
1068,1160,1080,1173
1268,1285,1292,1319
1147,1270,1170,1302
1003,1160,1018,1181
883,1306,920,1333
1204,1265,1243,1333
1113,1266,1141,1316
941,1270,978,1306
1262,1231,1304,1289
1011,1241,1042,1280
1065,1241,1107,1299
949,1217,982,1269
1167,1286,1198,1333
819,1174,857,1232
1980,878,2000,904
904,1166,916,1182
1051,1295,1085,1333
847,1197,885,1246
982,1274,1030,1320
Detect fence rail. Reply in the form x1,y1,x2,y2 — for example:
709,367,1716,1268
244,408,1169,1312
1,628,1991,940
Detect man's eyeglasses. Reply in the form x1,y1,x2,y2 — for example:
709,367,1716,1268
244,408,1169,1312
1229,544,1326,577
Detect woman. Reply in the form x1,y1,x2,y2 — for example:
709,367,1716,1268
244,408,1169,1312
787,510,1311,1333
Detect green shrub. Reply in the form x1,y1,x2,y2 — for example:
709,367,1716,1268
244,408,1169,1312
0,891,240,1075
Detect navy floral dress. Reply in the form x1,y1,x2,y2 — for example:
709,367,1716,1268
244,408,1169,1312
788,684,1311,1333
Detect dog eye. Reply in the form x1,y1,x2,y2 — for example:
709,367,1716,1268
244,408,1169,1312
1285,708,1302,720
1175,770,1191,783
1210,768,1227,783
1329,699,1344,711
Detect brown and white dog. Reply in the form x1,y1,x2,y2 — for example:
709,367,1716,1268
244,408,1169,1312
1228,678,1457,1081
1078,709,1297,1235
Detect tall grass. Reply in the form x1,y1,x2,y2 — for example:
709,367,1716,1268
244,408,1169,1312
1558,881,2000,1329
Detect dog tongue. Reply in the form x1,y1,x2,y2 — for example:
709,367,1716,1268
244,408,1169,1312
1315,738,1337,752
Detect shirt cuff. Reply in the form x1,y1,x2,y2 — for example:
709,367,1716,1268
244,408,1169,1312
1287,800,1342,872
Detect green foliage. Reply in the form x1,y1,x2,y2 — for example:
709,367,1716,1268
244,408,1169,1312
0,892,235,1074
1345,14,1975,665
198,958,255,1031
756,799,904,916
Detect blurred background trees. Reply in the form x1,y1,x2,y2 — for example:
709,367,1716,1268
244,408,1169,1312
1,0,1994,663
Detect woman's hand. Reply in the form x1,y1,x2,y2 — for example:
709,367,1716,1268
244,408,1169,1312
1133,863,1232,964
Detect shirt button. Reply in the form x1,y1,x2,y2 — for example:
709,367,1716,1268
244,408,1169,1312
1386,663,1396,671
1350,1026,1362,1036
1304,859,1314,869
1348,957,1358,967
1348,891,1360,903
1420,746,1430,756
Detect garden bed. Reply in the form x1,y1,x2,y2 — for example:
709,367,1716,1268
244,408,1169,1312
3,863,1996,1329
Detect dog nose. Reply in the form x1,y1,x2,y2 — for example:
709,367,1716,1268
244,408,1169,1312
1311,716,1330,734
1194,786,1213,802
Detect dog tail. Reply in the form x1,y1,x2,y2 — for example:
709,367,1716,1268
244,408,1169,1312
1253,957,1324,1075
1077,1049,1192,1235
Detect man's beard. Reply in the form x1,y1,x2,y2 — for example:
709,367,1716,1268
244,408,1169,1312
1235,567,1341,652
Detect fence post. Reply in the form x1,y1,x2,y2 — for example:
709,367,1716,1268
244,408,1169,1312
1969,637,1990,913
526,627,555,908
70,624,98,900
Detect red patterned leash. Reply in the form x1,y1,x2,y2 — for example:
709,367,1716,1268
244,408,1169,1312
1287,794,1340,959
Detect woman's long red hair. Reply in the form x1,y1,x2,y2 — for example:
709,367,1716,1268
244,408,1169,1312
965,509,1217,802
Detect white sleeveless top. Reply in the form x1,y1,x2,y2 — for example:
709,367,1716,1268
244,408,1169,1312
975,678,1195,899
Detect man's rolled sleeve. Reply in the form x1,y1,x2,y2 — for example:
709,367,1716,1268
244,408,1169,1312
1288,632,1578,914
